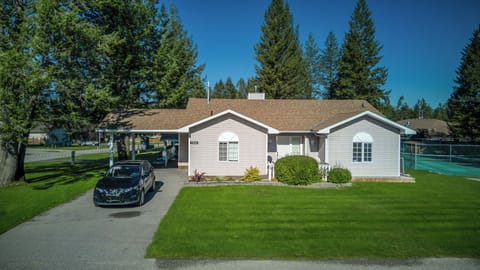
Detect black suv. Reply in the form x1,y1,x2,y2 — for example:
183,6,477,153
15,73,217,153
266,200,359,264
93,160,156,206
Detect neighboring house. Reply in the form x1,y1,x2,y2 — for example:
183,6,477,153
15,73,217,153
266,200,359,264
397,118,452,141
29,124,48,145
98,93,415,179
29,125,71,146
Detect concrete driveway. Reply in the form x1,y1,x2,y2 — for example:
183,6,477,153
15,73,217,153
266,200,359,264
0,168,185,270
1,168,479,270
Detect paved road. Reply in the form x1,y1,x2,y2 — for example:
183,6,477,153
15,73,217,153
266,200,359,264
25,148,110,162
0,168,478,270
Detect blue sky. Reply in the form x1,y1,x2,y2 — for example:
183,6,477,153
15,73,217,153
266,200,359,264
165,0,480,107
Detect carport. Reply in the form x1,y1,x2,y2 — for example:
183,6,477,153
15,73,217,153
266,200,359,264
95,129,180,167
96,109,189,167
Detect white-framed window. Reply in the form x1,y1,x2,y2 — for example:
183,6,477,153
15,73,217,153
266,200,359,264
352,132,373,163
218,132,239,162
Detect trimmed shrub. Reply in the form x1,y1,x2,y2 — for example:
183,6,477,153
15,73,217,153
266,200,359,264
328,167,352,183
242,166,262,182
275,155,321,185
190,169,206,182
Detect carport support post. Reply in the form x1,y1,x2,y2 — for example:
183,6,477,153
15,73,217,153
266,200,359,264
131,134,136,160
109,133,114,167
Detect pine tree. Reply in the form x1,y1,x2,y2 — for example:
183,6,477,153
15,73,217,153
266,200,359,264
152,4,205,108
224,77,237,99
304,33,321,99
395,96,414,121
254,0,309,99
237,78,248,98
84,0,158,109
211,80,225,98
319,31,341,99
447,26,480,142
413,98,433,119
34,0,112,131
432,103,448,121
333,0,389,109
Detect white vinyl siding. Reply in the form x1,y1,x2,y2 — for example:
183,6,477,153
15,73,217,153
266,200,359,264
189,114,267,176
328,117,400,177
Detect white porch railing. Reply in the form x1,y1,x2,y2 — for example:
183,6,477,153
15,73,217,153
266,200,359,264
267,161,275,181
267,161,331,182
319,163,331,181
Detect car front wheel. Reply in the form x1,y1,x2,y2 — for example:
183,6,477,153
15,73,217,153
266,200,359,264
137,189,145,206
150,180,156,192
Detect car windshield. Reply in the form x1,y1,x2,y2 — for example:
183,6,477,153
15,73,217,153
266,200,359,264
106,165,140,178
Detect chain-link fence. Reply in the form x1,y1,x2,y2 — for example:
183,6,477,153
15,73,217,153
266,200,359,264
401,142,480,176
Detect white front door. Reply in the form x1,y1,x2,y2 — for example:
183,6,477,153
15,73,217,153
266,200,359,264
277,136,302,158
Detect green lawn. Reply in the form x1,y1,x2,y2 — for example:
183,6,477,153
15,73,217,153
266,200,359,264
147,170,480,259
0,150,161,234
0,162,107,234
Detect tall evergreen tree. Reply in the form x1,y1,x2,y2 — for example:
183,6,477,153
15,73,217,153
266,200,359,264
254,0,309,99
413,98,433,119
447,26,480,142
211,80,225,98
237,78,248,98
395,96,414,121
319,31,341,99
152,4,205,108
333,0,389,109
34,0,111,131
224,77,237,99
433,102,448,121
304,33,321,99
83,0,158,109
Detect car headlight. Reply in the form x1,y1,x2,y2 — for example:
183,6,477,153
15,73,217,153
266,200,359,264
123,186,138,193
95,187,106,193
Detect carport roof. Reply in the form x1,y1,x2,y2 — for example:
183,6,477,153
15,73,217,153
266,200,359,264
97,98,383,133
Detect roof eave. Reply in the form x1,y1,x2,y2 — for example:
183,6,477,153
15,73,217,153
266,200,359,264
96,129,180,134
178,109,280,134
316,111,417,135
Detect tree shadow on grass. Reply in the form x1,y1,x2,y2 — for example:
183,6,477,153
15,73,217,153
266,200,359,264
28,162,108,190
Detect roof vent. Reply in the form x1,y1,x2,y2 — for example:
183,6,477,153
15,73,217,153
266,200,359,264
248,92,265,100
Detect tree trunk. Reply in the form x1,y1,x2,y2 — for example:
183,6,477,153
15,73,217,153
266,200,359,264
116,134,128,161
0,139,20,186
15,142,27,182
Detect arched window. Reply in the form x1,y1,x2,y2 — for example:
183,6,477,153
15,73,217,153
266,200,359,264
352,132,373,163
218,132,239,162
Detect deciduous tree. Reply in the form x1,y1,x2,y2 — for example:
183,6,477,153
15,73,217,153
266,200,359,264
0,0,47,185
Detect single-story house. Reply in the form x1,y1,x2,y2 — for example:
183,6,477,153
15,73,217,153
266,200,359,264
397,118,452,141
29,125,70,146
98,93,415,179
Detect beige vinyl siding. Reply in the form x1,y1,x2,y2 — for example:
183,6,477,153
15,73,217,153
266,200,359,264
189,114,267,177
328,116,400,177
